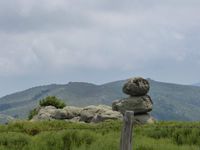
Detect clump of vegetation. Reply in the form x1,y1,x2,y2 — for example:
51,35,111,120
39,96,66,109
28,108,39,120
28,96,66,120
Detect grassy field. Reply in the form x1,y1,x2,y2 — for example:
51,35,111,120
0,120,200,150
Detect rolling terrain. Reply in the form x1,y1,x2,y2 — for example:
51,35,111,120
194,83,200,86
1,79,200,121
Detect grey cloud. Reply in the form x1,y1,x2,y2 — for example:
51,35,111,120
0,1,93,33
0,0,200,96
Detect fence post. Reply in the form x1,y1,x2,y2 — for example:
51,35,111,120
120,111,134,150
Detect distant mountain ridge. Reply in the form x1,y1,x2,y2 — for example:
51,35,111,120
0,113,14,124
1,79,200,121
194,83,200,86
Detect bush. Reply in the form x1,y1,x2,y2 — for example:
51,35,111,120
39,96,66,109
28,108,39,120
28,96,66,120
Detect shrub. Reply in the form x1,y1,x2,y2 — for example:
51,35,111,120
28,96,66,120
39,96,66,109
28,108,39,120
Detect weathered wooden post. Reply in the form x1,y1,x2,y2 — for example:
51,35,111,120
120,111,134,150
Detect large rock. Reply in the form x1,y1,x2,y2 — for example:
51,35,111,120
134,113,156,124
63,106,82,119
31,104,155,124
51,106,82,120
123,77,149,96
31,105,122,123
80,105,122,123
32,106,83,121
112,95,153,115
32,106,57,121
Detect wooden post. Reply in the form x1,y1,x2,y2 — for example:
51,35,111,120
120,111,134,150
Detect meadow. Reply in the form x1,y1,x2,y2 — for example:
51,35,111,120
0,120,200,150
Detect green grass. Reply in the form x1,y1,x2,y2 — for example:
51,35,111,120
0,120,200,150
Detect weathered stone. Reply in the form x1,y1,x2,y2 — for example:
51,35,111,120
31,106,57,121
63,106,82,119
31,105,122,123
123,77,149,96
31,105,155,124
112,95,153,115
79,105,98,122
80,105,122,123
65,116,81,123
31,106,82,121
134,113,156,124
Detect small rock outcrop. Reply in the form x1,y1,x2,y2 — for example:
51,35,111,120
31,105,122,123
112,77,155,124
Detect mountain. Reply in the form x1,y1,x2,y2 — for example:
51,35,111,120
1,79,200,121
194,83,200,86
0,113,14,124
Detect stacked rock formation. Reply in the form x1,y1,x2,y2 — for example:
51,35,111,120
112,77,155,124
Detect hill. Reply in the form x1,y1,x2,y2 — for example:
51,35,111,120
194,83,200,86
0,113,14,124
1,79,200,121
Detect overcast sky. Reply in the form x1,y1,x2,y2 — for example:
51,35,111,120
0,0,200,97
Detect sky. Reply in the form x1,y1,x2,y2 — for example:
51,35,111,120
0,0,200,97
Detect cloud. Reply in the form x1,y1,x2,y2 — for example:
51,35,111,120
0,0,200,96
